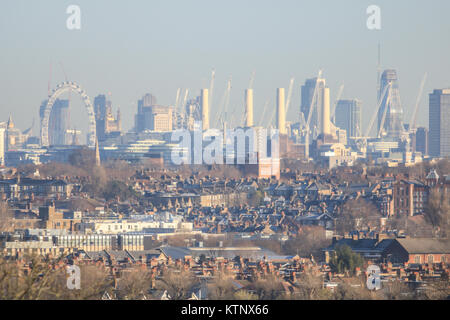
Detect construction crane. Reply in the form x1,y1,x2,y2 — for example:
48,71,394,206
248,70,256,90
377,85,393,138
174,88,181,112
208,68,215,109
364,83,391,138
259,99,270,126
409,73,428,131
331,84,345,123
181,89,189,116
303,70,323,159
285,77,295,115
216,77,232,128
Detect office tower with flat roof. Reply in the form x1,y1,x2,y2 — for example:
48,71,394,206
415,127,428,155
300,77,328,137
135,93,158,133
94,94,121,141
377,69,404,138
429,89,450,157
335,99,362,138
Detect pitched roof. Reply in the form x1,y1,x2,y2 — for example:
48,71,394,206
396,238,450,254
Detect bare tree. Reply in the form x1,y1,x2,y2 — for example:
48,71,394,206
158,269,198,300
0,202,14,232
424,189,450,238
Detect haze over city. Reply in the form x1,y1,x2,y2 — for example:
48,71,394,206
1,0,450,132
0,0,449,304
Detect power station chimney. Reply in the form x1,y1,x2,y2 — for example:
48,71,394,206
322,87,331,135
245,89,254,127
201,89,209,130
276,88,286,134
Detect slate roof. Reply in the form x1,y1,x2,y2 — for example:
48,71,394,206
396,238,450,254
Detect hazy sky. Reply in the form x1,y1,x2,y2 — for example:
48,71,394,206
1,0,449,137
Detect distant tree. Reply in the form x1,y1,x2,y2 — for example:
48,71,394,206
380,280,414,300
158,269,198,300
249,190,264,207
0,202,14,232
207,274,235,300
331,281,374,300
250,275,285,300
0,254,113,300
283,226,330,259
102,180,134,202
116,268,152,300
424,189,450,237
68,147,96,168
336,198,380,235
294,273,332,300
329,245,365,276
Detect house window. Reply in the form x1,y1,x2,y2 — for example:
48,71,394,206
441,255,447,263
427,255,434,264
414,255,421,264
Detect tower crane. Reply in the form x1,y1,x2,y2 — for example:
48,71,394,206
331,84,345,123
209,68,215,109
248,70,256,90
377,85,393,138
303,70,323,159
259,99,270,126
363,82,391,138
174,88,181,112
285,77,295,115
216,77,232,128
409,73,428,131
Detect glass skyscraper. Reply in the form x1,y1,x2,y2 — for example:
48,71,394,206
377,70,404,138
335,99,362,138
429,89,450,157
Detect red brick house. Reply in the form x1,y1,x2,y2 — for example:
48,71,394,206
382,238,449,265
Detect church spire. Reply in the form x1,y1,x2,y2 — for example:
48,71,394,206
7,114,14,129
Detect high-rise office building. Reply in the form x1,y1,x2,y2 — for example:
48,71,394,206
335,99,362,138
134,94,173,132
378,70,404,138
94,95,121,141
135,94,158,132
300,77,328,137
429,89,450,157
415,127,428,155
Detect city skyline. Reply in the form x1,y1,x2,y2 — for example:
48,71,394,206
1,1,450,133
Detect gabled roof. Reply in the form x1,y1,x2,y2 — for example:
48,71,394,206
396,238,450,254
